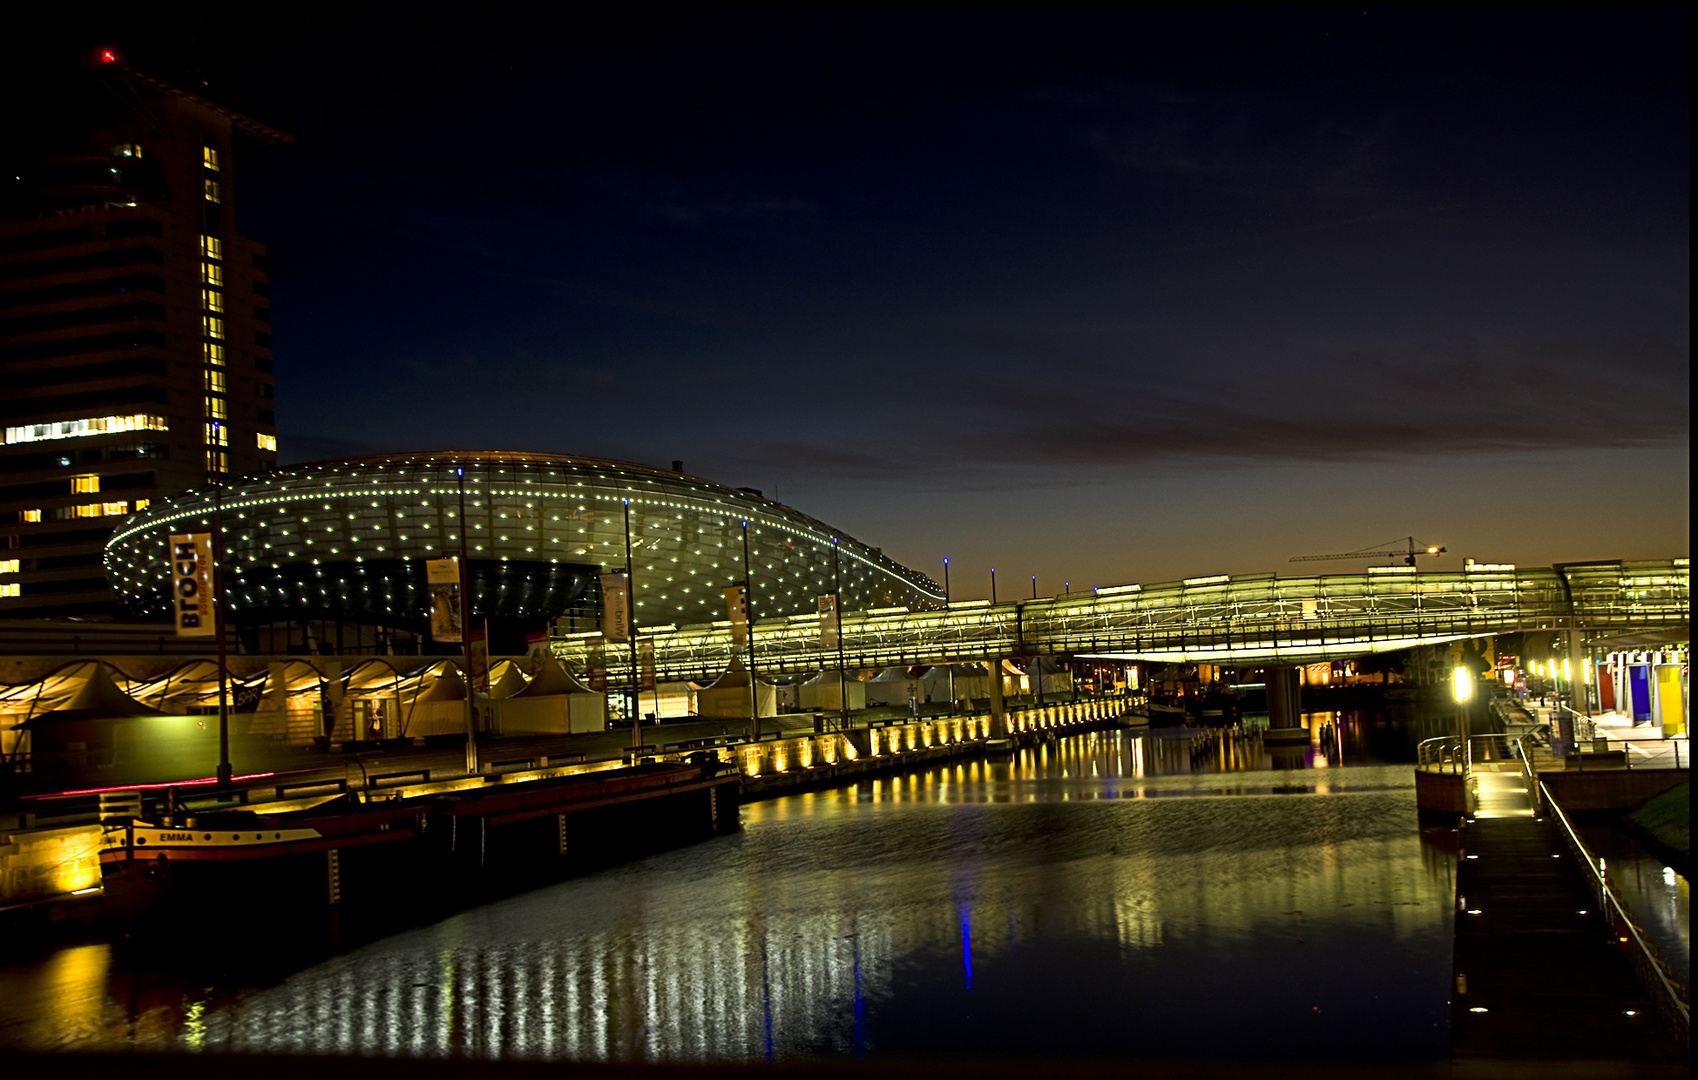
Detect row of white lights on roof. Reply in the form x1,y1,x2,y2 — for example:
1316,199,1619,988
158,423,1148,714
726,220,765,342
106,469,937,615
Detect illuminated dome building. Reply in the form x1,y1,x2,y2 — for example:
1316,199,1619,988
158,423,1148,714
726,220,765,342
104,451,943,653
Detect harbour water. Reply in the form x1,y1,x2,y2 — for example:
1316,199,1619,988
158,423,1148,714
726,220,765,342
0,713,1459,1063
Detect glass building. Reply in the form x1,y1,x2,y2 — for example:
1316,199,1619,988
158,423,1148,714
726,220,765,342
104,451,944,653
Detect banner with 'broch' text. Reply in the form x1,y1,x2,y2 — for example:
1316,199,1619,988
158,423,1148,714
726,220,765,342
169,533,214,637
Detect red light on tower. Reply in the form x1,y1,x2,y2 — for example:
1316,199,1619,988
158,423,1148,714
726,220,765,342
101,50,116,62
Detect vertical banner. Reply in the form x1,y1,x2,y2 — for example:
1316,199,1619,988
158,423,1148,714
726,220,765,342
169,533,214,636
587,637,607,692
724,584,748,645
425,557,463,642
639,637,657,692
600,573,630,642
819,593,839,648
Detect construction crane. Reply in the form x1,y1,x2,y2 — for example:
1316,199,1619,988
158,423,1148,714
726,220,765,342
1290,536,1447,567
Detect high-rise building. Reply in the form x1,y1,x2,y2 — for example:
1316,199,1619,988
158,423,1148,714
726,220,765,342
0,47,289,617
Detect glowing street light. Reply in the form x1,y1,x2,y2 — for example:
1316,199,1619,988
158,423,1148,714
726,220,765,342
1453,665,1473,704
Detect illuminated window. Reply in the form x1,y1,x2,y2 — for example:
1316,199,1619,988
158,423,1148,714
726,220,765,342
101,501,130,516
112,143,142,159
205,395,227,420
0,584,18,598
203,179,220,203
0,560,17,574
204,341,224,366
205,368,226,394
205,422,228,446
134,498,149,511
203,145,219,171
202,261,223,287
202,288,223,313
256,432,277,452
206,449,227,474
202,314,223,339
71,474,100,494
21,510,42,523
3,414,168,445
74,503,100,518
201,235,222,260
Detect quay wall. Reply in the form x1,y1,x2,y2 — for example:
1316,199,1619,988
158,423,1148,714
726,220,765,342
1540,768,1688,814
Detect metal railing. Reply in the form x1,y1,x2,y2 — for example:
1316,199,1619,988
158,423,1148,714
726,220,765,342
1539,779,1690,1046
1555,704,1689,770
1417,735,1465,775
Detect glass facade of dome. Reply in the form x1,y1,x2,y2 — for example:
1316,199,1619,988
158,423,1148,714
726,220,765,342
103,451,943,635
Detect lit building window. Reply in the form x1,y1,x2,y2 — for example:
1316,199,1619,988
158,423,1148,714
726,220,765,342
202,288,223,313
72,475,100,494
203,145,219,171
202,261,223,287
206,449,227,474
134,499,149,511
0,559,18,574
204,342,224,366
205,395,227,420
205,422,229,446
201,235,222,260
257,432,277,452
204,179,221,203
0,584,19,598
112,143,143,158
205,368,226,394
202,314,223,339
3,414,168,445
101,501,130,516
20,510,42,523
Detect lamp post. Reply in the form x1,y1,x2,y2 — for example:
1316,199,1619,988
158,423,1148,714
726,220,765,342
990,567,997,605
1452,664,1472,777
942,557,950,604
1031,574,1037,599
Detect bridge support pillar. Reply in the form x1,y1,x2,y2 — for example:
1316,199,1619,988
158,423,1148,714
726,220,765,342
987,657,1007,738
1263,667,1308,744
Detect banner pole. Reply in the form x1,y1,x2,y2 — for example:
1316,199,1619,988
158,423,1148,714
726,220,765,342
458,465,476,774
833,538,848,733
214,472,231,788
624,499,641,751
742,521,758,740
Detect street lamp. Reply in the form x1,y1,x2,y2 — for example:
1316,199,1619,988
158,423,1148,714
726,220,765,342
990,567,997,605
1453,664,1472,775
942,557,950,604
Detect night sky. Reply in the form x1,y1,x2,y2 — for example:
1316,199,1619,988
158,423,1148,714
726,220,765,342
7,9,1689,598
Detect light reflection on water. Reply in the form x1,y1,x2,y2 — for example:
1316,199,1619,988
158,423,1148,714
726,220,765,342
0,726,1455,1063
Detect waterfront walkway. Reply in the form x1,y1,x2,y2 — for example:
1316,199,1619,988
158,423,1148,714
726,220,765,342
1450,768,1686,1068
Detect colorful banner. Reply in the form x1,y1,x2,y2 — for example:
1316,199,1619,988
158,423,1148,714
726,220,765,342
639,637,657,692
426,557,462,642
819,593,839,648
168,533,214,636
725,584,748,645
601,573,631,641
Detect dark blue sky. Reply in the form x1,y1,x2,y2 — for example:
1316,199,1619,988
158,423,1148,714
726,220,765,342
10,9,1690,593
